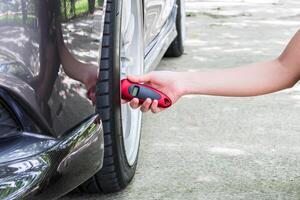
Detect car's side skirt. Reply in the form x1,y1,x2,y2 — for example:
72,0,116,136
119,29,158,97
144,5,178,72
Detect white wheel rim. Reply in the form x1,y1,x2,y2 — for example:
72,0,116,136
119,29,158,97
120,0,143,166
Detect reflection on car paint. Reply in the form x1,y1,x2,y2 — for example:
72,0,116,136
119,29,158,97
144,0,176,49
0,0,104,136
0,116,104,200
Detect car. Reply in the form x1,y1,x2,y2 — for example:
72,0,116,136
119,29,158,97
0,0,185,199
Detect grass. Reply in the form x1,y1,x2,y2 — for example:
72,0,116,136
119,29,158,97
75,0,89,15
0,14,36,27
0,0,101,26
61,0,101,21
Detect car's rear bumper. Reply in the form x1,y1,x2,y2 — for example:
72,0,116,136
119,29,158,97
0,115,104,200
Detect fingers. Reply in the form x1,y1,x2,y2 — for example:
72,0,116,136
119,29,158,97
128,98,164,114
87,86,96,105
140,98,152,112
150,100,159,113
150,100,164,114
127,73,151,83
129,98,140,109
121,99,128,104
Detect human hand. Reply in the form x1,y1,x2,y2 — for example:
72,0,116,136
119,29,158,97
85,65,99,105
126,71,184,113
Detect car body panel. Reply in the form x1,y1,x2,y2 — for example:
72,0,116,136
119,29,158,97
144,4,177,72
0,114,104,200
0,0,107,199
143,0,176,50
0,0,106,137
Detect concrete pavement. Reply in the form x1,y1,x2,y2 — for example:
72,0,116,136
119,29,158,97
62,1,300,199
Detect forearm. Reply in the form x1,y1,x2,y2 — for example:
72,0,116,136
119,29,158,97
180,59,299,97
179,30,300,97
127,30,300,113
58,44,98,89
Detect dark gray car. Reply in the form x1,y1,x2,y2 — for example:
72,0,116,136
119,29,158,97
0,0,185,199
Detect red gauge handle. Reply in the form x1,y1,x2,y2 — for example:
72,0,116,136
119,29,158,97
121,79,172,108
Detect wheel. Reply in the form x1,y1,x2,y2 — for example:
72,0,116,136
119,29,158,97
80,0,144,193
165,0,185,57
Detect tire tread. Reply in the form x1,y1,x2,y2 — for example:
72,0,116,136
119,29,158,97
80,0,123,193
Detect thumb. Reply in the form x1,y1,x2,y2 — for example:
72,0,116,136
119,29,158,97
127,74,151,83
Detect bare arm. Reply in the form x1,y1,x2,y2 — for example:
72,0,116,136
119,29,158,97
180,30,300,97
180,60,296,97
127,30,300,113
58,44,98,90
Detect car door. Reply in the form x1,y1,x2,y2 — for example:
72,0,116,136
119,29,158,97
143,0,176,50
0,0,104,137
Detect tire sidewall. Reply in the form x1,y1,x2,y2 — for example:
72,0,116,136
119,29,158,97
165,0,185,57
111,0,139,186
175,0,184,53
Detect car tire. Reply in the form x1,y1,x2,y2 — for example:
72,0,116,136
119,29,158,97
80,0,143,193
165,0,185,57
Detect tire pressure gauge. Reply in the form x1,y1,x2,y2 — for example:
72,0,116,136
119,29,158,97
121,79,172,108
